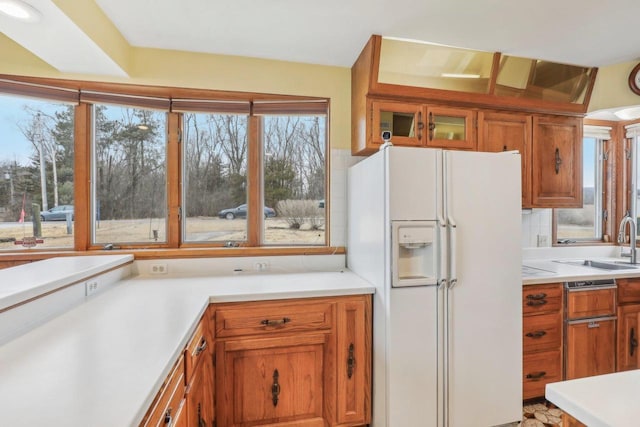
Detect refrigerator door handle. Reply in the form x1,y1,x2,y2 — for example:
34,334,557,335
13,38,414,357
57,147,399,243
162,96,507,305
447,216,458,289
438,215,448,289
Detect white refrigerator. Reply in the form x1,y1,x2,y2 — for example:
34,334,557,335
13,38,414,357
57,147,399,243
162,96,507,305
347,146,522,426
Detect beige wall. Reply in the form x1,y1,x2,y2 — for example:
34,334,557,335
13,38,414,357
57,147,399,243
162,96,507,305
0,38,351,150
589,60,640,113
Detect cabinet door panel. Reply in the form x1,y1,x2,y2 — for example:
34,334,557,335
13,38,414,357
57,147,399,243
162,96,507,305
565,319,615,380
531,115,582,207
371,100,424,148
617,305,640,372
336,299,371,425
217,334,327,427
426,106,475,150
522,349,562,400
478,111,532,206
617,278,640,305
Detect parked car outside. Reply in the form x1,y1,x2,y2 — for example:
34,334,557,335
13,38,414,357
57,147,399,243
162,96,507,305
40,205,74,221
217,204,276,219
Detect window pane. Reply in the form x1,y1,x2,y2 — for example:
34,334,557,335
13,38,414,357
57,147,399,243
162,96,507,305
0,94,75,250
182,113,248,243
556,137,600,240
378,38,494,93
262,115,326,245
92,105,167,245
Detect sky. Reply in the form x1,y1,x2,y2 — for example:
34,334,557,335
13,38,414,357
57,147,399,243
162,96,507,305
0,94,66,167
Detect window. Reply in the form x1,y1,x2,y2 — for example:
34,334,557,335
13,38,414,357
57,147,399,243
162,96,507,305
91,104,168,246
626,123,640,239
0,93,75,250
182,111,249,243
0,77,330,253
555,126,610,243
261,113,326,245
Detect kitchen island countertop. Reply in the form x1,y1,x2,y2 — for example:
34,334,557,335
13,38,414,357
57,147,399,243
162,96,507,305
546,370,640,427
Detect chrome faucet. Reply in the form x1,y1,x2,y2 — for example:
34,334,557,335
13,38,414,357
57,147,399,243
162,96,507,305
618,214,637,264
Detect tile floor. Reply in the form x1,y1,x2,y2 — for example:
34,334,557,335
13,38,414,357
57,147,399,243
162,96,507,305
522,401,563,426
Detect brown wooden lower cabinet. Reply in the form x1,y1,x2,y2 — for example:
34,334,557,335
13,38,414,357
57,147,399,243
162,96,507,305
617,304,640,371
522,283,563,400
213,295,371,427
141,294,371,427
565,318,616,380
562,412,587,427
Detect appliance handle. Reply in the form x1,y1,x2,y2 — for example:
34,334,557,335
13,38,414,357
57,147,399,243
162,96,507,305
448,216,457,288
438,215,447,289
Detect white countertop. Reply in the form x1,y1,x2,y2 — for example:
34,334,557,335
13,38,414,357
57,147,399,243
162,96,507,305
546,370,640,427
0,254,133,311
522,257,640,285
0,267,374,426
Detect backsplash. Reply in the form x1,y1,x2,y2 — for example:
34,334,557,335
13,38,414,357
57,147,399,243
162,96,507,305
522,208,552,248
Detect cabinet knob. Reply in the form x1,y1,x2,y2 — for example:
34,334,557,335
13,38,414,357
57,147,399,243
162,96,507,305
195,337,207,356
347,343,356,379
271,369,281,407
525,371,547,380
261,317,291,327
525,330,547,339
526,299,548,307
554,147,562,174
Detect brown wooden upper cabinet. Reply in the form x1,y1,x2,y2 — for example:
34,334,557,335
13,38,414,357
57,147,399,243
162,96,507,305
352,35,595,207
477,111,532,206
477,112,582,208
370,101,476,151
531,115,583,208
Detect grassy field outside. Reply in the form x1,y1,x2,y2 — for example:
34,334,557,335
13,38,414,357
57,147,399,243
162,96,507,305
0,217,325,250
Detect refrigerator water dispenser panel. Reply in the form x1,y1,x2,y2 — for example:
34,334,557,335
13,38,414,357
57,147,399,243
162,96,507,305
392,221,438,287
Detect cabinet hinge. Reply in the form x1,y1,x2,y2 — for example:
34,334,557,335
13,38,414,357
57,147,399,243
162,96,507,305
602,150,609,161
603,209,608,222
177,129,182,144
626,148,632,160
178,206,182,221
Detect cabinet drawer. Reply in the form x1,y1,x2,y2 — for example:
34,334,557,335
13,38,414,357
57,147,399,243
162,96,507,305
142,355,186,427
523,349,562,400
617,279,640,305
523,283,562,315
523,312,562,352
185,317,210,382
567,288,616,319
215,300,334,338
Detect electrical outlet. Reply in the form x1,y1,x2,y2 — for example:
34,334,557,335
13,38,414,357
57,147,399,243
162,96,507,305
537,235,549,247
254,261,269,272
150,263,168,274
85,280,99,296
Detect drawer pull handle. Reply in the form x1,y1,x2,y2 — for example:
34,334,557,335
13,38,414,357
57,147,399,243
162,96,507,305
347,343,356,379
261,317,291,327
195,337,207,356
631,327,638,357
163,408,173,426
271,369,281,407
526,293,547,300
526,299,548,307
525,330,547,339
526,371,546,380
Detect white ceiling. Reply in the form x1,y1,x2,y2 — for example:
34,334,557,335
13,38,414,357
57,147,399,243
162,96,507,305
93,0,640,68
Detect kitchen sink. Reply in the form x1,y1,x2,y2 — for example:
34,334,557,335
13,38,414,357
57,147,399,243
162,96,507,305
555,259,640,270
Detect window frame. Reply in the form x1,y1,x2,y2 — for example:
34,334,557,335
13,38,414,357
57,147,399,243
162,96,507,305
0,75,333,255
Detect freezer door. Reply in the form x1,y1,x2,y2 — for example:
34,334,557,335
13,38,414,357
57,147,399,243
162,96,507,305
388,286,442,426
443,150,523,427
387,146,440,221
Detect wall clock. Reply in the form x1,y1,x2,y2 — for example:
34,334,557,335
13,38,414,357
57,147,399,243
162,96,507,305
629,63,640,95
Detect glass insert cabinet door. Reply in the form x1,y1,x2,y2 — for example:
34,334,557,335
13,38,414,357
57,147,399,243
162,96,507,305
426,106,476,150
371,100,424,147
